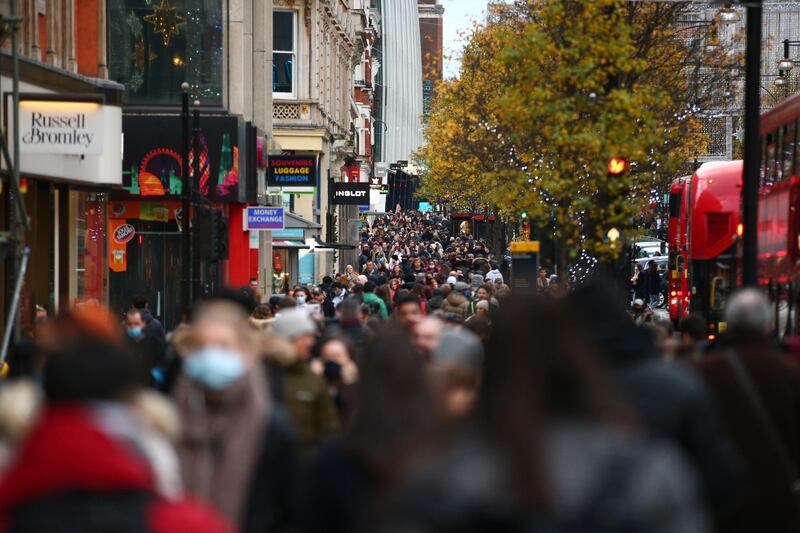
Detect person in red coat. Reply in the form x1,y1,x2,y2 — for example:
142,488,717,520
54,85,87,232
0,335,232,533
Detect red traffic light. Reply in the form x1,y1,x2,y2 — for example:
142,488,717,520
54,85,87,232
608,157,628,175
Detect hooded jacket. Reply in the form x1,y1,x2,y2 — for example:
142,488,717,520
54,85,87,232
0,405,232,533
441,292,470,322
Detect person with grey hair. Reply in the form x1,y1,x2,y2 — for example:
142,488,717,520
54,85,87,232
723,288,772,337
696,288,800,533
428,327,484,420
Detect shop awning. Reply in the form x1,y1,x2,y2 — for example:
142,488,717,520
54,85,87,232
273,240,309,249
312,237,356,250
285,212,322,230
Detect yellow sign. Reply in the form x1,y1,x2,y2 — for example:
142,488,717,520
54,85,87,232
510,241,540,253
140,204,170,222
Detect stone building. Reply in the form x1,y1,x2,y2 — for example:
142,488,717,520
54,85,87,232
271,0,369,282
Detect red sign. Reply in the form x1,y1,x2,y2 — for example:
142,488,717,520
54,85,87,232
113,223,136,244
347,165,360,183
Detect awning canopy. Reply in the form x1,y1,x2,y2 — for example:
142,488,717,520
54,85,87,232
312,237,356,250
273,240,308,249
285,212,322,230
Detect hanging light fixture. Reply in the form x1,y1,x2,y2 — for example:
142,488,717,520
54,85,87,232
718,4,740,24
775,74,788,87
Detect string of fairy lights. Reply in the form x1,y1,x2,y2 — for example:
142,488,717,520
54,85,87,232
123,0,223,103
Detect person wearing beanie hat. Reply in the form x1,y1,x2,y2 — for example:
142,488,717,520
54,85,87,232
453,281,470,294
272,309,339,458
470,273,484,290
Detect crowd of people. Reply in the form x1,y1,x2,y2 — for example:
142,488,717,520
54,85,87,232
0,210,797,532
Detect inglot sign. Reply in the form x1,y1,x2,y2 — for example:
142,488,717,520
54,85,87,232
331,182,369,205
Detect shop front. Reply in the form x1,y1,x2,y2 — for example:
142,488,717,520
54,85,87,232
0,57,123,332
269,212,321,294
111,114,257,329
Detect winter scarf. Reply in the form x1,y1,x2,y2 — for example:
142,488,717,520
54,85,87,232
173,367,269,526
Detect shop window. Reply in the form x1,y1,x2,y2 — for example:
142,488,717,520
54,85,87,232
108,0,223,105
272,248,289,294
70,191,108,304
273,10,296,97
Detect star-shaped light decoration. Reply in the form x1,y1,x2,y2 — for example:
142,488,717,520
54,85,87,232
143,0,185,47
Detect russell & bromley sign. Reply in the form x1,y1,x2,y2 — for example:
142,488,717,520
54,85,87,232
19,99,104,155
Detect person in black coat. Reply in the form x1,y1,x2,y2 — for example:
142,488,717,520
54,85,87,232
698,289,800,533
568,280,744,521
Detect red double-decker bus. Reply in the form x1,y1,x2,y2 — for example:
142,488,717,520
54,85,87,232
667,161,742,337
667,177,690,322
758,92,800,336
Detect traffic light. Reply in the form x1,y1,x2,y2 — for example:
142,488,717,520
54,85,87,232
520,211,528,219
608,157,628,175
196,207,229,260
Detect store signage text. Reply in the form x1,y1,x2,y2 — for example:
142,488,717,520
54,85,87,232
19,100,104,155
268,156,316,188
245,206,285,231
113,223,136,244
332,182,370,205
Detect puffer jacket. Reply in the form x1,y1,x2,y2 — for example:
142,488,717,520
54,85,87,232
440,292,470,322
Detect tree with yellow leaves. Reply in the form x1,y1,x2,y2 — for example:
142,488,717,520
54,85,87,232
419,0,733,275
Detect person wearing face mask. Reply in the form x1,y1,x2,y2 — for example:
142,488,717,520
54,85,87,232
0,319,233,533
293,287,309,308
272,309,340,461
124,309,166,385
172,301,297,533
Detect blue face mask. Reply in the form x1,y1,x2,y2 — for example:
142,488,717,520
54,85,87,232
127,327,143,338
296,296,307,305
184,346,246,391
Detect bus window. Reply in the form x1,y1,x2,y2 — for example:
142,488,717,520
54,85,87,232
765,133,776,186
669,192,681,218
785,120,797,178
710,275,731,312
678,255,685,273
669,251,676,272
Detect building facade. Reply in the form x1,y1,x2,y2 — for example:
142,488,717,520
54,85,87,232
418,0,443,116
0,0,124,335
270,0,368,286
375,0,423,166
106,0,273,327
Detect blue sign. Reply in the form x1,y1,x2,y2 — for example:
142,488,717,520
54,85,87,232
246,207,285,231
419,202,432,212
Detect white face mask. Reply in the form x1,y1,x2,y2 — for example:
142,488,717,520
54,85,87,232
183,346,246,390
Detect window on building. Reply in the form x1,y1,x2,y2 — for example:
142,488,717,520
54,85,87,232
274,10,296,97
108,0,223,105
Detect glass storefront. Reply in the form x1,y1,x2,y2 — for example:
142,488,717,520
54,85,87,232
69,191,108,304
108,201,185,330
272,248,290,294
108,0,223,105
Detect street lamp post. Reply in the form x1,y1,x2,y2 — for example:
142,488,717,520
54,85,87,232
180,83,192,310
741,0,762,287
775,39,800,88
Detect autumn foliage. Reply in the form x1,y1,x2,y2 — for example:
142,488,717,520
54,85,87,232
419,0,729,268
